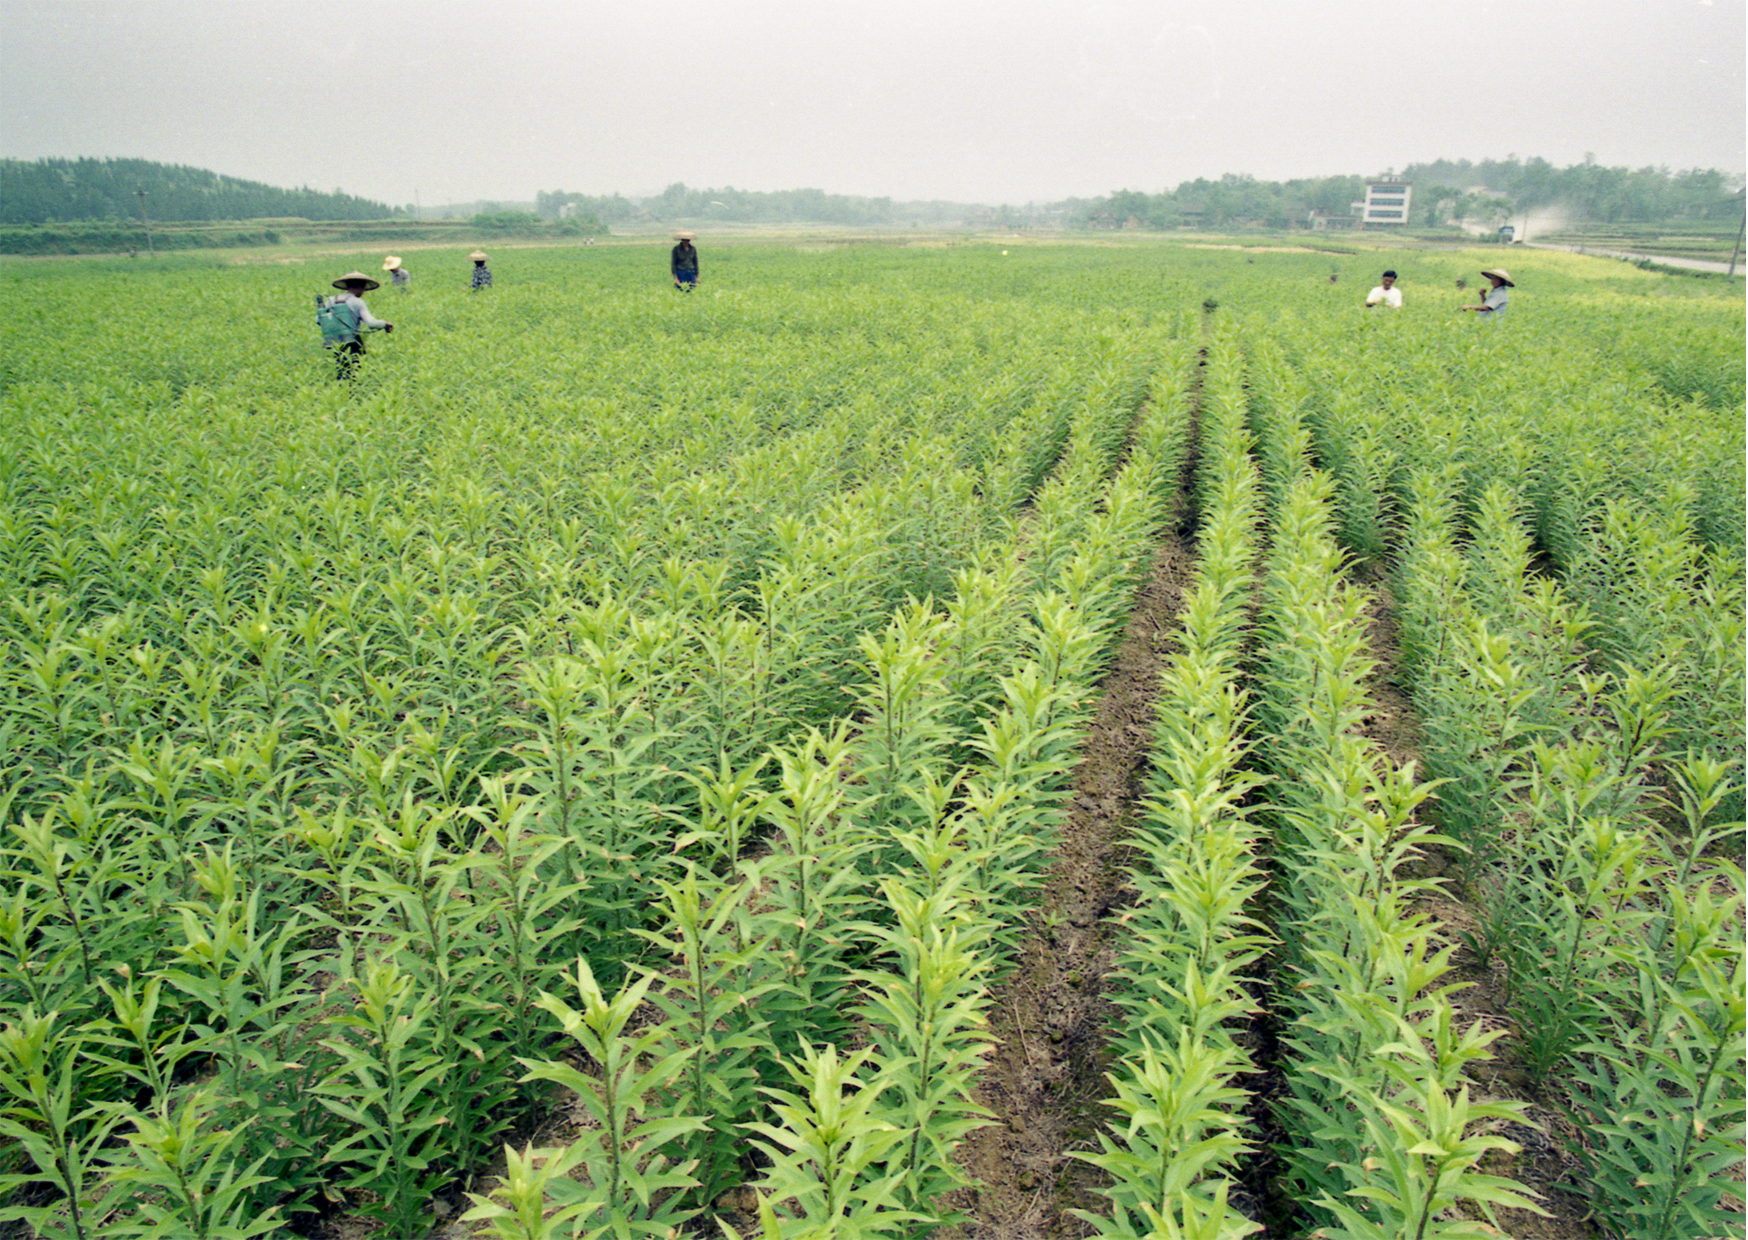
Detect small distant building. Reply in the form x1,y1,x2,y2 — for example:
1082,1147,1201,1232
1308,209,1357,231
1361,179,1412,228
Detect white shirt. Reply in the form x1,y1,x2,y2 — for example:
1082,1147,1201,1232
1365,285,1403,308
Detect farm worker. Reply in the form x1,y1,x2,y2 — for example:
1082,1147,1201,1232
1459,268,1513,320
318,271,393,381
671,231,699,291
383,255,411,292
1364,270,1402,308
469,250,493,292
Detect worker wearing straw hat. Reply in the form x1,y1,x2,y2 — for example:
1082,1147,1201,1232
383,255,411,293
1459,268,1513,320
468,250,493,292
318,271,393,381
670,231,699,291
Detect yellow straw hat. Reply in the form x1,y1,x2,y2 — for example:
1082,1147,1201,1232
383,256,402,270
468,250,489,261
1479,268,1515,287
332,271,381,291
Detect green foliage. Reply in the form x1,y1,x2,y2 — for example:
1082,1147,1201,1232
461,1142,609,1240
632,866,779,1205
1501,810,1655,1081
740,1042,922,1237
1310,1080,1546,1240
0,155,401,228
103,1091,286,1240
1563,954,1745,1240
521,959,708,1238
461,777,591,1106
846,603,956,839
314,960,456,1231
754,725,874,1061
1070,1036,1259,1238
0,240,1740,1234
852,879,994,1221
0,1010,126,1239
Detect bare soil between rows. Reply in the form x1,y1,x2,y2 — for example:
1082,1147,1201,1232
314,461,1604,1240
940,526,1196,1239
938,550,1605,1238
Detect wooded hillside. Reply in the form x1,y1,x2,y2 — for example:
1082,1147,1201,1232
0,156,403,225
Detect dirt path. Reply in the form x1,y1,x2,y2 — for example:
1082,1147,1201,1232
943,520,1197,1238
943,528,1605,1238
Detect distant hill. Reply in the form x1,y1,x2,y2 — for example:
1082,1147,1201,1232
0,156,403,225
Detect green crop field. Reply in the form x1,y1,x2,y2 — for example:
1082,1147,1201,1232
0,238,1742,1240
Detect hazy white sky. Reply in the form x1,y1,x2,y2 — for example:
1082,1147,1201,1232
3,0,1742,207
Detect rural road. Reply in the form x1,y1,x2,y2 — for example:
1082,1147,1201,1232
1521,240,1741,274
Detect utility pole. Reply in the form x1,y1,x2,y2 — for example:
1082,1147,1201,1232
1729,188,1744,278
135,188,154,255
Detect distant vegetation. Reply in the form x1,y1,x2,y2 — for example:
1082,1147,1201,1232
546,159,1740,240
1085,174,1371,231
1,153,1738,258
0,217,611,257
1526,219,1745,266
1401,156,1739,224
537,183,980,229
0,159,608,255
1079,158,1741,232
0,156,404,225
470,208,606,237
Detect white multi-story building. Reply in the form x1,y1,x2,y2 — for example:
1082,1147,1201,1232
1362,180,1412,227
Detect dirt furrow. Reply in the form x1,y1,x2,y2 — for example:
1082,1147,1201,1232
944,530,1197,1238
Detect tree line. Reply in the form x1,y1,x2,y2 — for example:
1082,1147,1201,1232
1403,156,1737,224
545,160,1739,234
1080,158,1740,230
6,153,1737,235
0,157,404,226
536,184,1001,228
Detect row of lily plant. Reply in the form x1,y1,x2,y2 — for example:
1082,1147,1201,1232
0,316,1168,1234
1260,308,1743,820
0,326,1185,1234
460,329,1194,1237
1240,334,1549,1240
1390,465,1745,1240
0,356,1068,811
1246,300,1744,564
1265,297,1742,1238
1072,330,1272,1238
